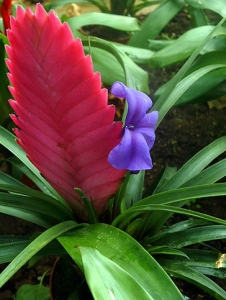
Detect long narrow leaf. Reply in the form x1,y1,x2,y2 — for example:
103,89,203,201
154,64,226,126
0,205,56,228
0,40,11,125
114,204,226,235
124,170,145,208
146,219,213,244
112,184,226,229
149,26,226,68
128,0,185,48
182,249,226,278
152,17,226,126
0,126,65,202
0,184,73,219
0,220,79,288
0,239,30,264
155,136,226,193
68,12,140,32
186,0,226,17
0,237,67,264
182,158,226,187
161,260,226,300
0,170,27,187
82,38,149,92
152,225,226,248
155,52,226,105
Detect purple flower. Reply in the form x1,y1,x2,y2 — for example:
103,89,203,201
108,82,158,173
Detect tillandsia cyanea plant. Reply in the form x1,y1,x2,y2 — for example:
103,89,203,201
6,2,127,219
1,3,226,300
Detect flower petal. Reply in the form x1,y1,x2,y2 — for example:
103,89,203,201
135,111,158,149
108,129,153,171
111,82,152,126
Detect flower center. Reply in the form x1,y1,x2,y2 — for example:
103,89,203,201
126,124,135,131
130,170,140,174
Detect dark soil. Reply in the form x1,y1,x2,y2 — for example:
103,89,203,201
1,3,226,300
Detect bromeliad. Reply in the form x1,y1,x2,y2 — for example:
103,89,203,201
6,4,126,219
6,4,157,219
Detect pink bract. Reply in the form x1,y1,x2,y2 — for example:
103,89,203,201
6,4,126,219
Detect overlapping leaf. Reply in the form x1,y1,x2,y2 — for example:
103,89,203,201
6,4,126,219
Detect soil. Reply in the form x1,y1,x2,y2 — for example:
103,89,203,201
1,2,226,300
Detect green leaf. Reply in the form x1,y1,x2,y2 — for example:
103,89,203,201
152,225,226,248
175,68,226,105
148,39,173,51
202,35,226,52
74,188,98,224
0,39,11,125
155,52,226,105
181,249,226,278
112,42,154,64
68,12,140,32
0,33,9,45
156,64,226,125
124,171,145,208
112,184,226,231
0,220,79,288
79,247,154,300
15,283,50,300
146,219,213,244
0,126,65,203
161,260,226,300
152,17,226,126
0,236,66,264
128,0,185,48
0,238,29,264
143,184,226,235
155,137,226,193
188,51,226,74
0,184,73,227
152,165,177,194
0,205,55,228
149,26,226,68
182,158,226,187
58,224,184,299
0,170,26,187
109,0,127,15
82,38,149,92
147,246,189,258
187,6,208,27
186,0,226,17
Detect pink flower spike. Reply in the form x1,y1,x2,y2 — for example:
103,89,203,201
6,4,126,219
